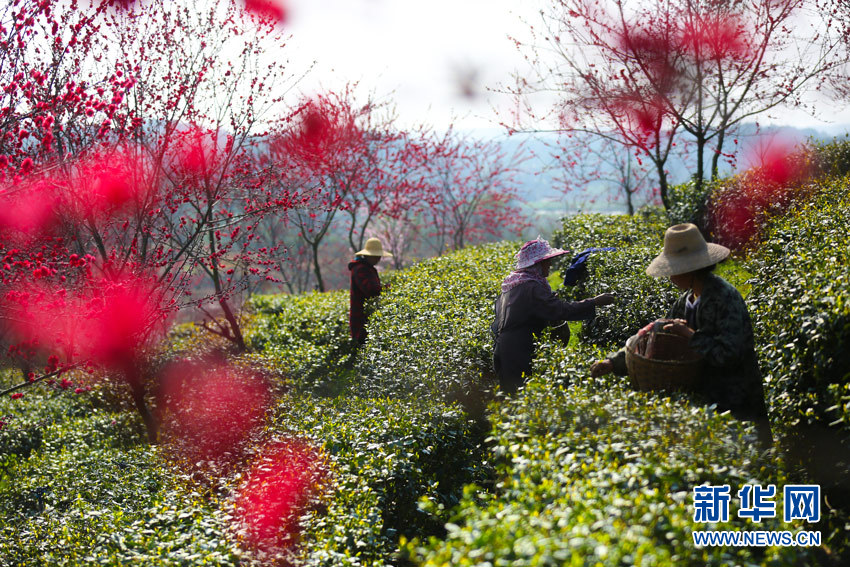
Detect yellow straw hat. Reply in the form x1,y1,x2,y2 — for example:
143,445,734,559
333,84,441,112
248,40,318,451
356,237,393,258
646,223,729,277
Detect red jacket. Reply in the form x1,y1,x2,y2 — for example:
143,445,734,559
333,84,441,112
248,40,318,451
348,258,383,342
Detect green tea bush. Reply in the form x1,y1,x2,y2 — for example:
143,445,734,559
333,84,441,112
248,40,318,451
551,209,669,252
403,377,815,567
355,242,516,399
0,409,43,486
269,394,491,566
0,390,241,566
748,179,850,433
666,179,714,228
746,177,850,554
552,213,679,347
4,180,849,567
0,385,140,485
246,290,357,395
813,136,850,180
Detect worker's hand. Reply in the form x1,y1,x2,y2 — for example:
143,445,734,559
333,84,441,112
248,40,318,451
662,318,694,339
590,359,614,377
592,293,616,307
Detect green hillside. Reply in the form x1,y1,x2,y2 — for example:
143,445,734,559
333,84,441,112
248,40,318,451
1,141,849,566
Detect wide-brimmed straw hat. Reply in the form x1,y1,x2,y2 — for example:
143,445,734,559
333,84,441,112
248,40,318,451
356,237,393,258
646,223,729,277
515,237,569,270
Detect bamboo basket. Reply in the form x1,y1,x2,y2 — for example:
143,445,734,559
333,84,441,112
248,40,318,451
625,332,703,392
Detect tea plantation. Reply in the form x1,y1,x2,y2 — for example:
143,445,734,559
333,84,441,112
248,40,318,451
1,142,849,565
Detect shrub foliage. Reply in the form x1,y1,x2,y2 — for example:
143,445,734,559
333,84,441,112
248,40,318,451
3,152,850,565
552,211,679,346
403,376,813,567
354,242,516,399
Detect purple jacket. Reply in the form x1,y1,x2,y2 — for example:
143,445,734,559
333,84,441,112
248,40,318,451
491,280,596,392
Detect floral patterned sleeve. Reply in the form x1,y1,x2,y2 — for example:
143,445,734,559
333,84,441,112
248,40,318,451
687,289,750,367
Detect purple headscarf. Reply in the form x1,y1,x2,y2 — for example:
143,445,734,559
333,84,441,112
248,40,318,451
501,263,551,293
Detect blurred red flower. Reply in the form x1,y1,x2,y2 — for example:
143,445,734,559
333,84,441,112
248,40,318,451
81,277,164,371
234,439,324,551
8,274,165,376
709,137,812,249
169,126,220,179
0,183,60,239
157,359,272,464
243,0,288,24
69,152,144,217
679,16,749,61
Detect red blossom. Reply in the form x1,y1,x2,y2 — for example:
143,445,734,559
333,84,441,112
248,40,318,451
620,28,678,91
80,277,164,371
277,96,361,166
0,182,60,239
89,163,135,210
10,392,24,399
745,137,801,187
613,94,666,140
169,126,220,178
96,0,137,12
679,16,749,61
708,137,812,249
8,275,165,375
53,152,148,220
158,359,272,464
234,440,324,551
20,158,34,175
243,0,288,24
300,103,334,153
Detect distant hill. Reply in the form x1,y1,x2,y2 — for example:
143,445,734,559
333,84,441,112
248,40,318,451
486,123,850,219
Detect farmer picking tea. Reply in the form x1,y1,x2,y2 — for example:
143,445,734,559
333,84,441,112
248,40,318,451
349,237,392,345
590,223,772,445
492,237,616,394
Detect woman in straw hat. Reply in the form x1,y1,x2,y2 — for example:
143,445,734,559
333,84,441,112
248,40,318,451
349,237,392,344
492,237,616,394
590,224,771,444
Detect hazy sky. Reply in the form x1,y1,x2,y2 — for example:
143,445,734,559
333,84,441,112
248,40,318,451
282,0,542,131
280,0,849,134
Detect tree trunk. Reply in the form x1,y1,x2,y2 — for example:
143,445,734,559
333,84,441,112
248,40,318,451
127,369,158,443
311,240,325,292
219,297,246,352
694,134,707,198
711,129,726,182
623,158,635,215
657,164,671,211
206,228,245,351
